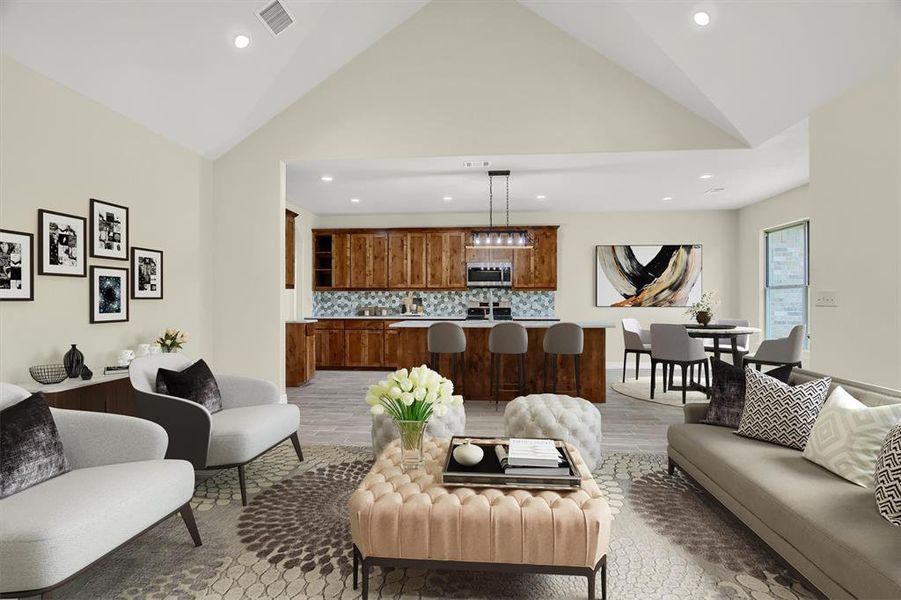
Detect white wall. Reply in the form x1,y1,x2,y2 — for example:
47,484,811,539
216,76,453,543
0,57,213,382
212,0,742,386
808,64,901,388
314,210,740,366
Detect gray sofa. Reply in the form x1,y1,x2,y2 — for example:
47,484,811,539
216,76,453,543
667,369,901,599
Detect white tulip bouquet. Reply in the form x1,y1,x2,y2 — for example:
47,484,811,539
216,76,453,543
366,365,463,422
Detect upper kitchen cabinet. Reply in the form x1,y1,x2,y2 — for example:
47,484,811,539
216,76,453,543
313,231,350,290
427,230,466,289
512,226,558,290
285,209,297,289
388,232,428,289
350,232,388,289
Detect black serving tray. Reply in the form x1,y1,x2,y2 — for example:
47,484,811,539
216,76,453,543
441,436,582,490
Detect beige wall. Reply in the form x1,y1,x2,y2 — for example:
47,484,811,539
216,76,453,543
314,210,740,366
808,64,901,388
212,0,742,386
0,57,213,382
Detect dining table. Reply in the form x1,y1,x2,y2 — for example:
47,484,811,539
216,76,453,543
684,324,762,366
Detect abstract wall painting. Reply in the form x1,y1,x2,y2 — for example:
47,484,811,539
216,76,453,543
90,198,129,260
0,229,34,301
131,247,163,299
38,209,87,277
90,266,128,323
596,244,703,307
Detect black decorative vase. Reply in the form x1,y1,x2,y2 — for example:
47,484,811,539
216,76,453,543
81,365,93,380
63,344,84,379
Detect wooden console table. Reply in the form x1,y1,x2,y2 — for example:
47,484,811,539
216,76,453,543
18,373,135,415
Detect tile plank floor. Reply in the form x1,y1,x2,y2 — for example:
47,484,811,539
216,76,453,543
288,369,681,453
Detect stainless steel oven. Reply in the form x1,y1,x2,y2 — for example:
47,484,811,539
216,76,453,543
466,262,512,287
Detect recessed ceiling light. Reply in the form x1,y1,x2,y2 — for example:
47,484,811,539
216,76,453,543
699,173,713,180
234,34,251,49
443,196,453,202
536,195,546,200
693,11,710,26
320,175,333,182
350,198,360,203
662,196,673,201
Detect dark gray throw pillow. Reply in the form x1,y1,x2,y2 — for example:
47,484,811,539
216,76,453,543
0,392,70,498
156,359,222,413
701,359,793,428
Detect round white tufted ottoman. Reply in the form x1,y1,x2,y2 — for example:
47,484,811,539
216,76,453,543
504,394,602,471
370,404,466,459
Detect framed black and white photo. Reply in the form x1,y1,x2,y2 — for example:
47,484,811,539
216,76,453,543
131,247,163,299
90,198,129,260
90,266,128,323
0,229,34,301
38,209,87,277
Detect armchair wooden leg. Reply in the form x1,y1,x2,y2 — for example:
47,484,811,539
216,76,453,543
237,464,248,507
179,503,202,547
290,431,304,462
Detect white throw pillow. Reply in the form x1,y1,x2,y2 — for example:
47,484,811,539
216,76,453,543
803,386,901,488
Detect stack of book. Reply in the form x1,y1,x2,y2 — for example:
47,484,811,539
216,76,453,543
495,438,570,476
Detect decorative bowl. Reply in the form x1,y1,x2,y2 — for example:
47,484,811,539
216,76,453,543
29,364,68,385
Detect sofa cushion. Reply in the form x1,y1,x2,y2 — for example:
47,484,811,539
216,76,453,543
0,459,194,593
701,359,792,428
206,403,299,467
803,386,901,488
875,423,901,526
669,423,901,599
0,392,70,498
156,358,222,413
736,368,830,450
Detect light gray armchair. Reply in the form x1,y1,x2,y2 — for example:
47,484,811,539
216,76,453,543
744,325,805,370
621,318,652,382
129,354,302,506
0,383,199,599
650,324,710,404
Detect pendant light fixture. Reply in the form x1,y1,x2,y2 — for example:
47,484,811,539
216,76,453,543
467,170,533,249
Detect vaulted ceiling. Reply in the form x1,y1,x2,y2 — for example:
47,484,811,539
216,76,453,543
2,0,898,159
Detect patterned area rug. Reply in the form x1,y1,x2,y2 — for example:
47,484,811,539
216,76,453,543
612,377,709,406
56,443,821,600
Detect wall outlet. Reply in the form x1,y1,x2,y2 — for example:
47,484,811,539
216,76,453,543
815,290,838,307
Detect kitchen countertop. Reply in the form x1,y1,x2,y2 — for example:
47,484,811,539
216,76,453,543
307,315,463,320
285,319,318,324
389,320,615,329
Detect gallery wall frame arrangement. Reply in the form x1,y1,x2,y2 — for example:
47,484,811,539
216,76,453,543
596,244,703,308
0,229,34,301
90,265,129,323
131,247,163,299
90,198,129,261
38,208,87,277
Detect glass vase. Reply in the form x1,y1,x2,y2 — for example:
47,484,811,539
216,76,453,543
395,419,428,471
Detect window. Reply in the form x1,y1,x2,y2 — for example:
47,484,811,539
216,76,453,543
765,221,809,348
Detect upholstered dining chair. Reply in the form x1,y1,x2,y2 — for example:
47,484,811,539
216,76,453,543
650,324,709,404
129,354,303,506
744,325,805,370
621,318,652,382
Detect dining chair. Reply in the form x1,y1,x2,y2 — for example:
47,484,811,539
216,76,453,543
650,324,709,404
621,318,652,382
744,325,805,370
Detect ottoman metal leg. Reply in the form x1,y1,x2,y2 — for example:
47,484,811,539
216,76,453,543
588,571,596,600
361,560,370,600
352,545,359,590
601,559,607,600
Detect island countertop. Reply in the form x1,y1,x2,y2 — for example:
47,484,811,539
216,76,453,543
389,320,615,329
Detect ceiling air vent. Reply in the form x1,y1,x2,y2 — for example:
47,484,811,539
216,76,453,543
258,0,294,36
463,161,492,168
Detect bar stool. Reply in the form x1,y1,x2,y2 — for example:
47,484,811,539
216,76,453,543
543,322,584,397
427,322,467,394
489,322,528,410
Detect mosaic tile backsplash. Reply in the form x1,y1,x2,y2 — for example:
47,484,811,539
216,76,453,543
312,290,555,318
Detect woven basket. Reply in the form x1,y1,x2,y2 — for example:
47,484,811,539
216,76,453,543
29,364,68,385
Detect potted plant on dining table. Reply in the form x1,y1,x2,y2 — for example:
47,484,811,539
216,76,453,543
366,365,463,470
685,291,719,326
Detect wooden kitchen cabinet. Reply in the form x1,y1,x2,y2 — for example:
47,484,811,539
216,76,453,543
315,327,346,368
285,210,297,289
512,227,558,290
384,329,399,369
427,230,466,289
345,329,384,367
388,232,428,289
286,322,316,386
350,232,388,289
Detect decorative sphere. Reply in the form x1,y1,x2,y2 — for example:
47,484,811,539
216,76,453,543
452,440,484,466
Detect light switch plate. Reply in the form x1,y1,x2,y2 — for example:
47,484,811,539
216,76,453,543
815,290,837,307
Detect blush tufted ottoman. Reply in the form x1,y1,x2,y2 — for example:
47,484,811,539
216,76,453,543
504,394,603,471
347,438,612,600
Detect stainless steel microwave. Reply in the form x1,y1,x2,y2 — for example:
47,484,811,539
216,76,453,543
466,262,512,287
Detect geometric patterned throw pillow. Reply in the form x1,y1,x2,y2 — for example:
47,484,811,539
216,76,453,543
803,387,901,487
736,367,831,450
874,423,901,526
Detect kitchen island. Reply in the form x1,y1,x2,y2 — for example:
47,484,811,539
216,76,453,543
389,320,615,403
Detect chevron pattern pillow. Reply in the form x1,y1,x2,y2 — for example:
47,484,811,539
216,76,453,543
875,423,901,526
736,367,831,450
